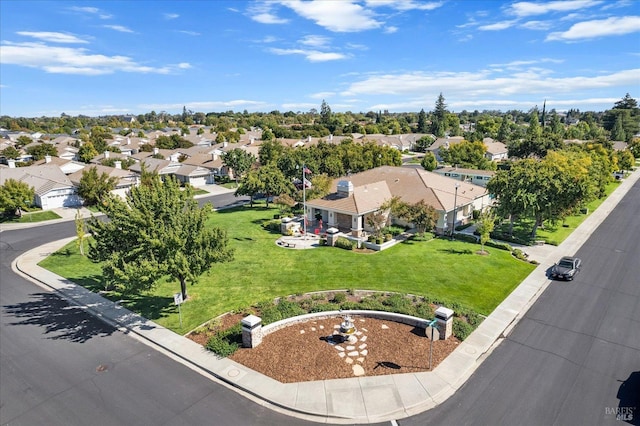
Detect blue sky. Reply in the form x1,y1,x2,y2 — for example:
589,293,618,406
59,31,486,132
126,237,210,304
1,0,638,117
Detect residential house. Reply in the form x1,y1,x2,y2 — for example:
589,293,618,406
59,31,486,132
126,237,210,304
173,164,212,187
427,136,465,162
68,164,139,200
129,157,181,177
306,166,490,237
432,166,495,187
0,164,81,209
483,139,508,162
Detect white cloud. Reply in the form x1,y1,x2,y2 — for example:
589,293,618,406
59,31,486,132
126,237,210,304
364,0,444,11
0,41,187,75
177,63,192,69
547,16,640,40
520,20,553,30
384,26,398,34
268,47,348,62
139,100,271,112
300,35,330,48
177,30,201,36
478,20,518,31
68,6,112,19
164,13,179,20
16,31,88,44
103,25,134,33
310,91,336,99
343,68,639,101
489,58,564,68
282,0,382,32
247,3,289,24
508,0,603,17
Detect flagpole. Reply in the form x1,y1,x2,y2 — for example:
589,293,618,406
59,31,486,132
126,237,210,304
302,162,307,240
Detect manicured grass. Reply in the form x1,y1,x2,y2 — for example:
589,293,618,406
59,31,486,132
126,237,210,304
40,206,535,334
495,180,620,246
0,210,61,223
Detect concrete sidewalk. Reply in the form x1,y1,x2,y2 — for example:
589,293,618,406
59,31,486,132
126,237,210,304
11,169,639,424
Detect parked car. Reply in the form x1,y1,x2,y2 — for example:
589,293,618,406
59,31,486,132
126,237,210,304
551,256,582,280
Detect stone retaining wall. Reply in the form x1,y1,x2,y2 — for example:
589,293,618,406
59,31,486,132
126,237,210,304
261,310,428,336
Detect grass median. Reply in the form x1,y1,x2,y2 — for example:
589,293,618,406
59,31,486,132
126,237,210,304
39,205,536,334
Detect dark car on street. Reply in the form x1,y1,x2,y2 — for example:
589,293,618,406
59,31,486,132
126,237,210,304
551,256,582,280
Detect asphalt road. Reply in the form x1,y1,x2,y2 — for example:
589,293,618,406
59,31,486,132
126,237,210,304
0,194,321,426
400,178,640,426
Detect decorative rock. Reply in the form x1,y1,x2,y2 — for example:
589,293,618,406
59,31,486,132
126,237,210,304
345,358,353,364
352,365,365,376
335,346,344,351
311,327,316,331
361,328,368,332
359,343,367,350
357,357,364,363
346,345,355,351
381,324,389,329
338,352,345,358
359,319,365,322
347,351,359,357
360,349,368,356
333,325,341,329
319,325,324,329
355,331,363,336
360,336,367,342
300,330,305,334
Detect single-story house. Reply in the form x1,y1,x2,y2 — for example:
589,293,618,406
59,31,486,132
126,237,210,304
173,164,213,187
68,164,139,200
0,164,81,209
432,166,495,187
305,166,490,237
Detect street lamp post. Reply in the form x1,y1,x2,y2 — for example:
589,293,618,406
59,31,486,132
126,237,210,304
451,183,459,240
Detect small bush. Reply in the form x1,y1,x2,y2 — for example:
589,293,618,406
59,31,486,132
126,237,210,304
276,299,306,318
452,318,474,341
309,302,340,313
205,323,242,357
368,235,376,242
376,237,384,244
512,248,528,261
472,209,481,220
260,306,282,324
263,219,281,233
335,236,354,250
384,233,392,242
338,301,360,310
485,240,512,251
332,292,347,303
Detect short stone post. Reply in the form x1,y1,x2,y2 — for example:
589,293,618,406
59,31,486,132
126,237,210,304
241,315,262,348
435,306,454,340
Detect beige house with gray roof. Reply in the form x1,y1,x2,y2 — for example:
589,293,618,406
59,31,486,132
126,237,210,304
306,166,490,236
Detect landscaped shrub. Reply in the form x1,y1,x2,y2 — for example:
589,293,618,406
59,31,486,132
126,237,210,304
332,292,347,303
384,233,392,242
205,323,242,357
485,240,512,251
335,236,354,250
276,299,306,318
263,219,281,233
472,209,481,220
383,293,412,314
309,302,340,313
512,248,528,261
338,301,360,310
452,318,474,341
382,225,406,236
368,235,376,242
376,237,384,244
358,297,387,311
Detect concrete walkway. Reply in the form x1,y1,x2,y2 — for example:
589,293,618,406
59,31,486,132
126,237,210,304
10,169,640,424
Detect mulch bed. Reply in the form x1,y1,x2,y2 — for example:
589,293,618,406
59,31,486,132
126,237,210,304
189,315,460,384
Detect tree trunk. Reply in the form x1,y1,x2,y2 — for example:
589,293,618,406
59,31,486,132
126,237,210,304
180,277,188,301
508,214,514,238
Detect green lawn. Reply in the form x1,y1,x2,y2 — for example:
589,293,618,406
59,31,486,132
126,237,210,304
40,206,535,334
0,210,61,223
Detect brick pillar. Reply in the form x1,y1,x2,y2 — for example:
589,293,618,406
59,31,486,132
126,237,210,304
435,306,454,340
241,315,262,348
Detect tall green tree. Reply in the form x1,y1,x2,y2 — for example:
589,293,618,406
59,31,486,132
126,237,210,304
417,109,428,133
88,174,233,300
430,93,447,137
1,146,21,160
475,208,496,254
78,142,99,163
439,140,495,170
421,152,437,171
25,143,57,161
257,163,292,208
0,179,34,217
77,166,118,206
222,148,256,185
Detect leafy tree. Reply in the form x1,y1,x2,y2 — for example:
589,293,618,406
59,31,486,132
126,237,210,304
414,135,434,153
496,117,511,142
611,114,626,141
88,174,233,300
439,140,495,170
603,94,640,142
25,143,57,161
616,149,635,172
320,100,332,126
156,134,193,149
0,179,34,216
273,193,297,215
421,152,437,171
77,166,118,206
258,139,284,165
78,142,99,163
258,163,292,208
15,135,33,147
628,138,640,158
222,148,256,185
75,209,86,256
102,157,136,170
417,109,428,133
475,209,496,254
430,93,447,137
1,146,21,160
235,169,263,207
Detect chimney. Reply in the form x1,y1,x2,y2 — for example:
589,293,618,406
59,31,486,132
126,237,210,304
307,135,311,142
329,134,333,141
336,180,354,198
104,151,110,159
114,160,122,169
8,159,16,168
250,137,254,145
45,155,51,163
127,137,131,145
223,141,228,148
153,147,159,155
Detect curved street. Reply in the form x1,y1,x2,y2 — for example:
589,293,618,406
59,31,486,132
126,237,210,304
2,183,639,425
